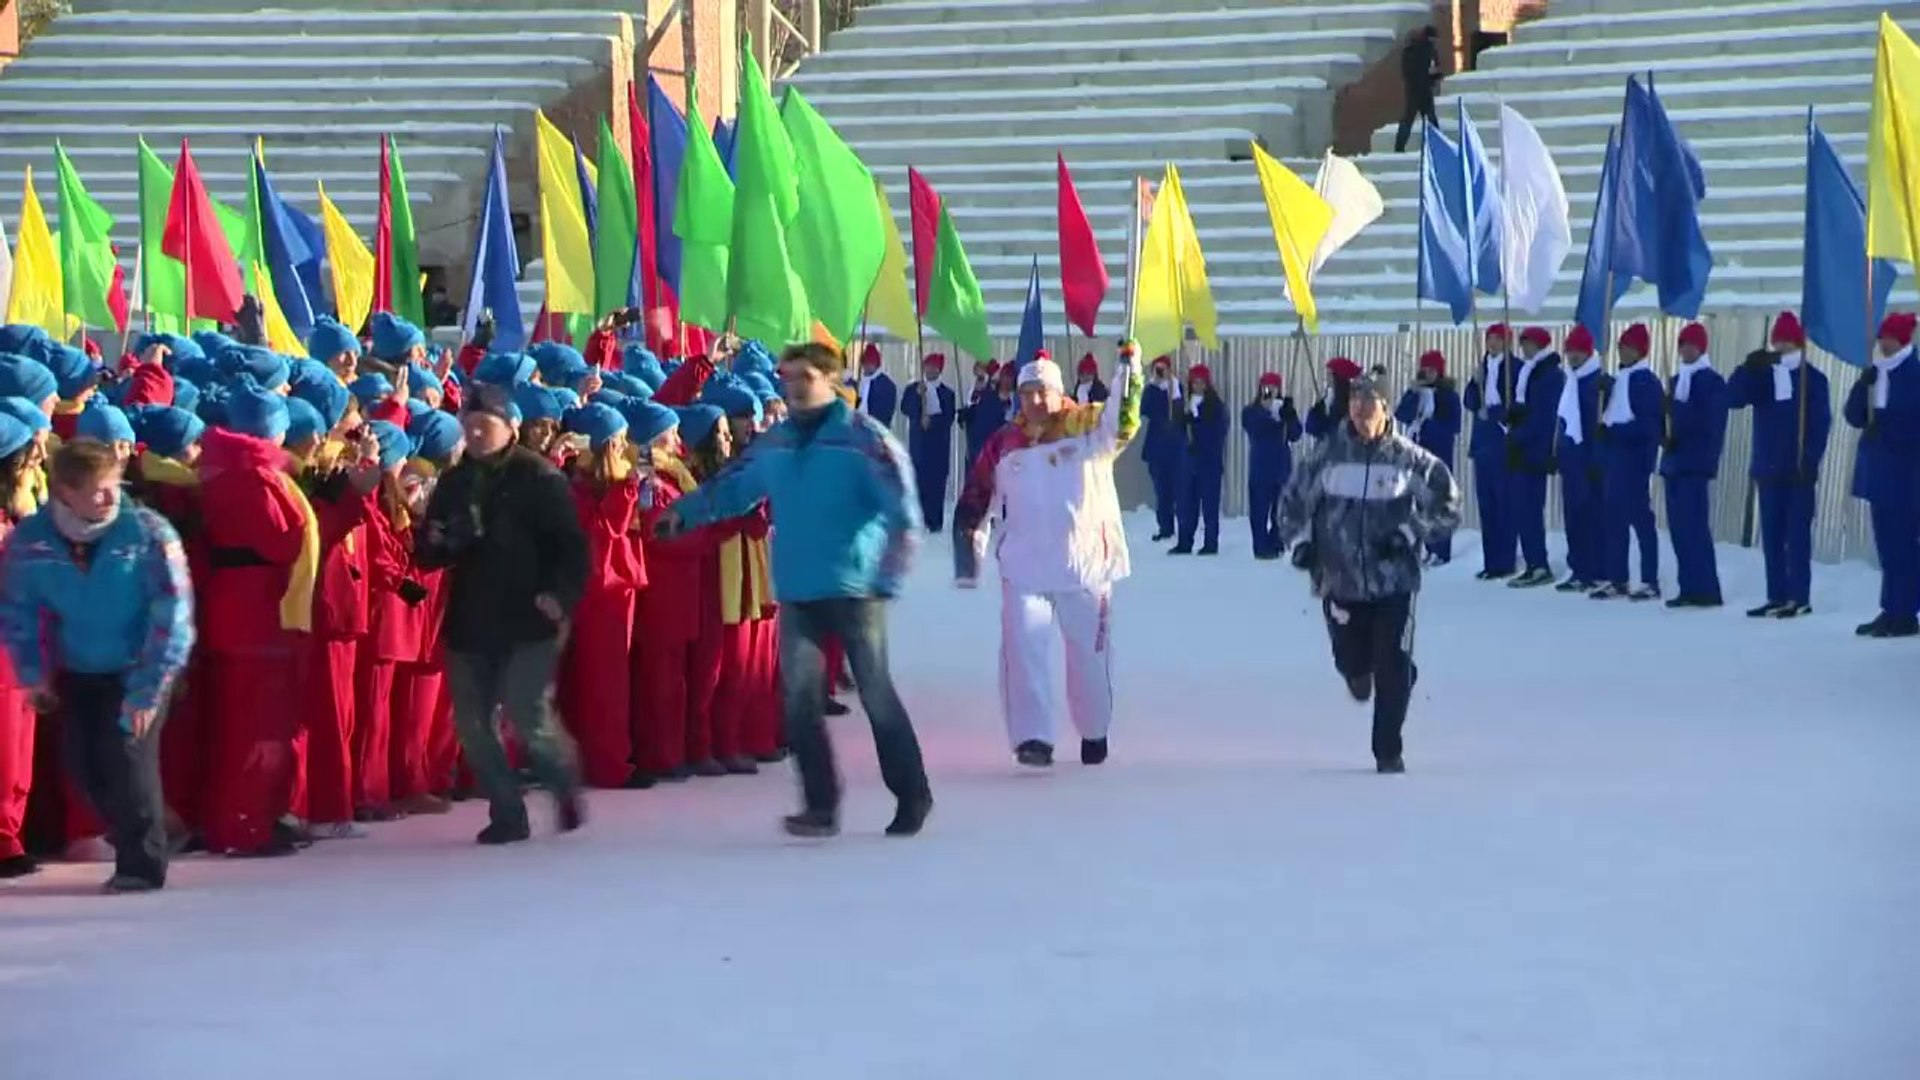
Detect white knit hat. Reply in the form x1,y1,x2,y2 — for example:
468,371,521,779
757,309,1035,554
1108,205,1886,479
1016,357,1064,394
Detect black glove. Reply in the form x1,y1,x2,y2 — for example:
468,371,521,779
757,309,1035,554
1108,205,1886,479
1375,527,1415,561
397,579,430,606
1279,399,1299,424
1662,435,1678,453
1744,348,1777,370
1861,367,1880,387
1596,373,1615,395
1505,404,1529,427
1289,541,1315,570
473,309,497,351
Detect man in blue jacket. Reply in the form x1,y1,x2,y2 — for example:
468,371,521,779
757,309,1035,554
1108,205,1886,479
663,342,933,838
1395,350,1462,565
1555,327,1606,592
961,359,1006,474
1593,324,1666,601
0,440,195,893
1172,363,1228,556
1463,323,1517,579
1242,371,1303,560
900,352,957,533
1660,322,1730,609
850,343,898,428
1845,312,1920,638
1140,355,1185,541
1728,312,1830,619
1504,327,1567,588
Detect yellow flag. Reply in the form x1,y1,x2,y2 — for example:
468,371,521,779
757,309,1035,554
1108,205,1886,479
6,168,65,336
534,110,595,315
1130,163,1217,359
1870,14,1920,269
317,180,374,335
1252,144,1334,333
865,177,919,344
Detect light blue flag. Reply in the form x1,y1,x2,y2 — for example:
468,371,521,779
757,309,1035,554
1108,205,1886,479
463,127,527,351
1417,124,1474,324
1803,111,1898,368
1573,128,1633,353
1458,101,1503,297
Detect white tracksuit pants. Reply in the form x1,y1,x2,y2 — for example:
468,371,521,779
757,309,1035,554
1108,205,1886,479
998,580,1115,749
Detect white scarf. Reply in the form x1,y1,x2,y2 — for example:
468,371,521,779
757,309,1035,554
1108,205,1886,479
1265,395,1285,419
1513,352,1545,405
1673,354,1713,403
1772,350,1802,403
1188,394,1204,418
1873,344,1912,409
857,370,879,413
1076,381,1094,404
1152,375,1182,402
1603,364,1646,426
1479,353,1506,413
920,377,943,415
1405,387,1434,440
50,499,120,544
1557,357,1600,445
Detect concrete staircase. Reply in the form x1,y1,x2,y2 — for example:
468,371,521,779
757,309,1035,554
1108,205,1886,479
787,0,1430,340
0,0,646,325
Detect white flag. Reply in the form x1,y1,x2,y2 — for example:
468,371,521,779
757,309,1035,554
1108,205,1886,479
1307,150,1384,281
1496,104,1572,314
0,213,13,322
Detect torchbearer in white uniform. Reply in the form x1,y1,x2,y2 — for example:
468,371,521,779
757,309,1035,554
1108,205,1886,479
952,343,1144,768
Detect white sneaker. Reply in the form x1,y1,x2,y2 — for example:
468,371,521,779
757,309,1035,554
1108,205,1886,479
309,821,370,841
63,836,115,862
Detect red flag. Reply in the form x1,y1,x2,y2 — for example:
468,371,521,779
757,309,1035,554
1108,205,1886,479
161,139,243,322
1056,154,1110,339
373,134,394,315
907,166,940,319
106,261,130,334
628,82,660,315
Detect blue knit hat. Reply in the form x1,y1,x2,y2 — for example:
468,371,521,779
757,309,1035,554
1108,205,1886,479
552,387,582,410
289,361,350,432
473,351,537,388
305,316,361,362
733,339,776,379
367,419,413,471
284,397,326,447
171,379,201,415
224,378,291,442
622,345,667,391
673,404,725,447
588,389,628,409
601,370,651,399
170,346,222,388
562,402,628,450
743,371,779,403
370,312,424,362
76,401,136,445
44,344,98,400
703,375,762,425
134,332,203,366
622,399,680,446
404,398,432,422
0,356,58,403
531,342,590,387
128,405,206,459
408,408,462,467
218,344,292,391
0,396,50,434
193,330,238,360
513,384,564,423
0,413,31,461
0,325,52,363
406,363,443,400
195,384,231,428
349,372,394,409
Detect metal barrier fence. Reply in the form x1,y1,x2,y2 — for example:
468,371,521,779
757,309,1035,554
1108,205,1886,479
860,311,1879,566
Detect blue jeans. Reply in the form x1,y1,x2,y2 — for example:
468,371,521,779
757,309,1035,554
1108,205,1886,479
779,599,930,816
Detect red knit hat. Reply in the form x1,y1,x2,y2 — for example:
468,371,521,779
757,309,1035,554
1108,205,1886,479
860,343,882,368
1188,363,1212,383
1678,322,1709,353
1879,312,1917,346
1618,323,1651,356
1257,371,1283,389
1520,326,1551,348
1327,356,1362,381
923,352,946,372
1418,350,1446,373
1771,311,1805,347
1564,326,1595,355
1485,322,1510,344
1152,354,1173,368
1077,353,1099,376
985,360,1001,377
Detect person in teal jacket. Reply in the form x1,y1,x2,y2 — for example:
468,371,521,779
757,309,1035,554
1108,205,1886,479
0,439,195,893
661,342,932,841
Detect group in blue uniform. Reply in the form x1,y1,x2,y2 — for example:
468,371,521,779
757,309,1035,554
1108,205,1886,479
1846,312,1920,637
1141,356,1186,543
1243,371,1303,560
899,353,957,534
1170,364,1228,556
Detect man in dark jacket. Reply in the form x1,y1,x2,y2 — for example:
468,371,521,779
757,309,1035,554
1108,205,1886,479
1278,376,1461,774
1394,25,1443,153
415,383,589,844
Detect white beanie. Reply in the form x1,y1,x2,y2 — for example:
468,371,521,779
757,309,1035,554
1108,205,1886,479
1016,357,1064,394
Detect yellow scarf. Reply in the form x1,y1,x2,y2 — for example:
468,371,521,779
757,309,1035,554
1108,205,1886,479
138,453,200,488
719,532,773,625
651,449,697,494
276,472,322,633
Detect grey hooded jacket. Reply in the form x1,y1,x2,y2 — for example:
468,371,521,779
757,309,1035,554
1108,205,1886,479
1277,418,1462,602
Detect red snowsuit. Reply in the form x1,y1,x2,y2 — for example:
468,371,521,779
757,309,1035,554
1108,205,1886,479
738,509,783,759
196,428,319,854
0,513,33,861
354,499,420,813
558,473,645,788
296,463,375,826
630,460,721,775
390,567,449,803
711,508,774,763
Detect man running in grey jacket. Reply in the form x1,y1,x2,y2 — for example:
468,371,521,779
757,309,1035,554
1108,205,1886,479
1278,376,1461,773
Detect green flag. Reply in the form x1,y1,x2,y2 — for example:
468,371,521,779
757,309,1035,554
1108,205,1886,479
727,37,811,344
388,136,424,326
780,88,883,344
594,115,640,320
925,202,991,361
673,87,734,332
53,142,120,330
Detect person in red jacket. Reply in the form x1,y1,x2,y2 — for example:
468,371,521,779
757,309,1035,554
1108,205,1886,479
354,421,437,821
0,414,42,877
405,410,465,799
679,403,758,775
626,400,705,784
196,379,321,857
556,403,646,788
383,426,454,818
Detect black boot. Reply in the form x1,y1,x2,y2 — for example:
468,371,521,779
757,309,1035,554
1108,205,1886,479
1376,757,1406,775
1168,544,1193,556
1771,603,1811,619
1747,602,1786,618
1345,673,1374,703
476,817,532,845
622,769,658,790
1015,739,1054,767
782,809,840,838
555,794,585,834
1196,543,1219,556
0,853,39,879
885,797,933,837
1080,738,1109,766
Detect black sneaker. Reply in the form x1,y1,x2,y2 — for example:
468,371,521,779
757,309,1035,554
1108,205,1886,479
782,810,840,838
1345,674,1374,703
622,770,658,790
1771,603,1811,619
1196,544,1219,556
1080,738,1109,766
722,756,761,775
1588,583,1627,600
1507,567,1554,588
273,818,314,850
1555,576,1590,593
1168,544,1193,556
1474,568,1512,581
1150,530,1172,542
1253,551,1281,562
823,697,851,717
556,795,585,834
1628,584,1662,602
354,805,404,823
0,853,38,879
101,873,163,894
885,797,933,837
1867,616,1920,639
1856,614,1889,637
658,766,692,783
1015,739,1054,767
476,818,532,845
1376,757,1406,775
1667,595,1723,610
1748,602,1787,618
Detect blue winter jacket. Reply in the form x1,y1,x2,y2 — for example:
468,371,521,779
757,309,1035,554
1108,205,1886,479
1304,380,1351,441
852,371,898,428
1463,353,1514,464
672,398,922,602
1394,383,1462,466
1659,366,1730,479
1600,365,1666,476
1141,382,1182,463
1728,356,1831,483
1506,353,1566,473
0,505,195,713
961,384,1007,467
1844,352,1920,502
1242,399,1302,484
1180,394,1229,473
900,380,957,473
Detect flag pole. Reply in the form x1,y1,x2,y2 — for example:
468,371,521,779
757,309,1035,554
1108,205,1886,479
120,244,143,357
180,143,193,334
1125,175,1142,342
1496,96,1514,364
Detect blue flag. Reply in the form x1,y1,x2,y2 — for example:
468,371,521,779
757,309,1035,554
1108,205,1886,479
279,199,329,322
648,75,689,294
1804,111,1898,368
253,155,317,340
713,118,738,179
1417,125,1474,324
1458,101,1503,297
573,136,598,246
1014,256,1045,367
1573,129,1633,353
463,127,526,352
1612,76,1713,318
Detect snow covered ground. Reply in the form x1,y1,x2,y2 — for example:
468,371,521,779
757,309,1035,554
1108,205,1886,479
3,514,1917,1079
